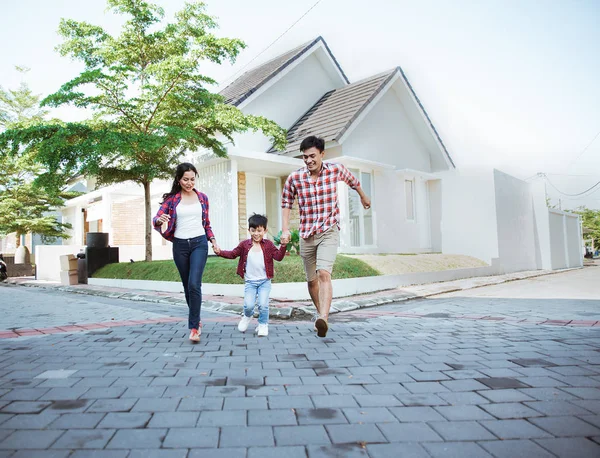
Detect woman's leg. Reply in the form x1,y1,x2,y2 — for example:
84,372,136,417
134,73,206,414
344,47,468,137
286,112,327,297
172,240,192,327
187,237,208,330
256,279,272,325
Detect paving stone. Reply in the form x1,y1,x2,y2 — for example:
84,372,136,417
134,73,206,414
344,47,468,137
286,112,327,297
70,451,129,458
248,409,296,426
132,398,180,412
518,387,577,401
310,395,359,408
10,452,72,458
529,416,600,437
161,427,219,448
274,425,330,446
47,413,105,429
0,430,64,449
402,382,449,394
296,408,347,425
534,438,600,458
248,446,306,458
437,391,490,405
480,418,553,440
396,393,448,406
51,429,115,449
525,400,596,416
367,443,430,458
475,377,530,389
479,439,555,458
147,412,199,428
86,398,137,413
1,401,51,414
307,443,368,457
326,423,387,444
480,402,546,419
1,413,58,429
434,405,494,421
477,388,535,403
128,451,189,458
204,386,245,397
429,421,496,441
422,441,493,458
0,388,50,401
378,422,443,442
177,397,223,411
389,406,446,422
188,449,246,458
267,396,314,410
220,426,274,447
354,395,402,407
224,397,267,410
106,429,166,449
342,407,397,423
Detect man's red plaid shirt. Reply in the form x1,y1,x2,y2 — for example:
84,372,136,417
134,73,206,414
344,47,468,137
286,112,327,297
281,162,360,239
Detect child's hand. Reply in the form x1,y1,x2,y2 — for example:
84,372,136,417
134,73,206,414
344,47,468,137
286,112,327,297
212,244,221,255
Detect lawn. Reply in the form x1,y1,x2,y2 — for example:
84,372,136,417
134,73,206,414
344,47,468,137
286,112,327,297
93,254,381,284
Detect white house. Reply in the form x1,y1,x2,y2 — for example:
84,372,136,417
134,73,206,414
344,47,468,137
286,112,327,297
40,36,582,281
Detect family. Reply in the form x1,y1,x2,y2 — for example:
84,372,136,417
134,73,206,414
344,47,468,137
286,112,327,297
153,136,371,342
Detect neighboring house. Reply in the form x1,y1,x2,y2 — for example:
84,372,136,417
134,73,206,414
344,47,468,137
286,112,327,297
48,36,581,276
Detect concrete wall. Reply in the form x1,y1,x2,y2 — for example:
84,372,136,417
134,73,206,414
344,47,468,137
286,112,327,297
342,89,432,171
439,169,499,265
493,170,538,272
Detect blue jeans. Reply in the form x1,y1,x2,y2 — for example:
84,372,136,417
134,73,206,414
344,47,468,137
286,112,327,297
243,279,271,325
172,235,208,329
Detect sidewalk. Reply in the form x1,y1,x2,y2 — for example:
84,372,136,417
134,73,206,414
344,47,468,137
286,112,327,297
4,268,577,320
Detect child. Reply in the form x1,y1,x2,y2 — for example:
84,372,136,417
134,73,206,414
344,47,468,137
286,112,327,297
214,214,287,336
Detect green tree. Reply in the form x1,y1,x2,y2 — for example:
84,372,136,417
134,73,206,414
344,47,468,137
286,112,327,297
0,68,72,248
576,207,600,248
0,0,286,261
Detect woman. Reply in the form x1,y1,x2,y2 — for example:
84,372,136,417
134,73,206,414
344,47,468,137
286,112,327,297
153,163,219,342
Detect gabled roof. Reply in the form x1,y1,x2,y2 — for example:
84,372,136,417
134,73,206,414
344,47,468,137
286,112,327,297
269,67,455,168
268,69,397,155
219,36,349,107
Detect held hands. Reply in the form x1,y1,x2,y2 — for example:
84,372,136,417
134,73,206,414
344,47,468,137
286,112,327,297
212,241,221,255
280,230,291,245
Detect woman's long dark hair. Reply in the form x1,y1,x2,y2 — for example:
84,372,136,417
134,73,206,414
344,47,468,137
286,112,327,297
161,162,198,202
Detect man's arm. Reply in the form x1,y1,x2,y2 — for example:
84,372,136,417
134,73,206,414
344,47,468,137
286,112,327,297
338,164,371,210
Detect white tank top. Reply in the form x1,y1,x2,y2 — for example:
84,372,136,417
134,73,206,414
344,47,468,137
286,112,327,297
174,200,206,239
245,249,267,281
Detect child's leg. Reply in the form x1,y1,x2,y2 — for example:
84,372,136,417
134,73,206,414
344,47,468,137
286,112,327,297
256,279,272,325
243,280,259,317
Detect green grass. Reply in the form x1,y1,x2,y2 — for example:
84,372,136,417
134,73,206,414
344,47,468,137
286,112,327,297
93,254,381,284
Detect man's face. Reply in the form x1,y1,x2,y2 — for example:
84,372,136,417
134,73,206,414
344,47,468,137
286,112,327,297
302,147,324,173
249,226,267,242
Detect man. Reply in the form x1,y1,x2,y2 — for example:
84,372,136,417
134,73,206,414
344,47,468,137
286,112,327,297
281,136,371,337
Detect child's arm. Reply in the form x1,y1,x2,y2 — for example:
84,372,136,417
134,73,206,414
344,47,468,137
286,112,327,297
217,241,244,259
272,240,288,262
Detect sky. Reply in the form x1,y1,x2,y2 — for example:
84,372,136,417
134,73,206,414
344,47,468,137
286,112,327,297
2,0,599,209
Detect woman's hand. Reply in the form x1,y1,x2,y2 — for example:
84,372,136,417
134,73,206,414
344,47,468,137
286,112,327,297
157,214,170,225
211,241,220,255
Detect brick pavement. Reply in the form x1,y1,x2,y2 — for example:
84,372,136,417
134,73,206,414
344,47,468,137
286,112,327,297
0,299,599,457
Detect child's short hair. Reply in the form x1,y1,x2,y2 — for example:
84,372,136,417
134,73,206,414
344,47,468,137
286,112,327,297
249,213,268,229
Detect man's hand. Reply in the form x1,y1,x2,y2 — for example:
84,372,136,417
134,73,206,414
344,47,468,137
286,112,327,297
361,195,371,210
280,230,291,245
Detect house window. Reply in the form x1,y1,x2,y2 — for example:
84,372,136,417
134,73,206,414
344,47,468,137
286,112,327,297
405,179,415,221
348,169,374,247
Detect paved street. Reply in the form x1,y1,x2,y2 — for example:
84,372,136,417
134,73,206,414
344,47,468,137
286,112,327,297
0,268,599,457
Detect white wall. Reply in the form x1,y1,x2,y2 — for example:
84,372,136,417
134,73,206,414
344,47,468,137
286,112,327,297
428,180,442,252
343,89,432,171
233,52,339,152
439,169,499,265
548,209,583,270
195,159,238,251
493,170,538,272
36,245,83,282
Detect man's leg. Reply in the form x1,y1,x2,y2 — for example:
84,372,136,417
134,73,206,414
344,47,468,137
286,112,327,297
317,269,333,320
300,234,320,315
307,278,320,316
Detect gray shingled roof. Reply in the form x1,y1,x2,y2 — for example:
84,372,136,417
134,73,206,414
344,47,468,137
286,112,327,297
219,36,349,107
268,69,397,155
268,66,455,167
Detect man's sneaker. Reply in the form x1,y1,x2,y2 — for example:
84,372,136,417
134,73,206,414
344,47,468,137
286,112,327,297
238,315,253,332
257,323,269,337
314,318,329,338
189,328,200,342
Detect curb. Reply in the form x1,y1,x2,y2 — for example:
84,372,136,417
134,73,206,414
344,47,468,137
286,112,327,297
2,266,584,320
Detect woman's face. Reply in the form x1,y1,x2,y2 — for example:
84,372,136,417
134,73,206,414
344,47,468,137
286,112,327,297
179,170,196,192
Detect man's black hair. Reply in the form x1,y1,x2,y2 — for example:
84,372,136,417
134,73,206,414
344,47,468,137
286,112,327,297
248,213,268,229
300,135,325,153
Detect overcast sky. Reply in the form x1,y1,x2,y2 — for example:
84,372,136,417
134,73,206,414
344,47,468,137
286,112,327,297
2,0,599,208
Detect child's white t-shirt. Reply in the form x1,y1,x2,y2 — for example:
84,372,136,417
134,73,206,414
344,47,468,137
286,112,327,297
245,249,267,281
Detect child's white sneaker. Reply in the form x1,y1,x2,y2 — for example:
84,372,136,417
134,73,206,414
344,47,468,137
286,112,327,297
256,323,269,337
238,315,253,332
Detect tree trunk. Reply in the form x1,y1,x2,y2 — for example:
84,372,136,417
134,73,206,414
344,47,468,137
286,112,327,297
143,181,153,262
15,232,22,249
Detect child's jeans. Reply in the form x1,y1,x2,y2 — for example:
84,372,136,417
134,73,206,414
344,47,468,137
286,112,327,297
243,278,271,325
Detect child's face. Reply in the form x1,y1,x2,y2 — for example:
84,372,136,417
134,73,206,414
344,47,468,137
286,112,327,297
249,226,267,242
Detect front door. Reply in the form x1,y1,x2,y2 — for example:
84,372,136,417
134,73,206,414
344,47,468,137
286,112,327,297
245,174,281,236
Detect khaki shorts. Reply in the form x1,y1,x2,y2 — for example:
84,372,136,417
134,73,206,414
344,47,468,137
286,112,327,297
300,226,339,281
